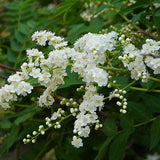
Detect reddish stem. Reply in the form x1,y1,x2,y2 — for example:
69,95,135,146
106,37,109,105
0,63,19,72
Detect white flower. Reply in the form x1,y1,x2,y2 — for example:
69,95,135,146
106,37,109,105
38,72,51,84
32,30,48,46
87,113,98,123
51,112,59,120
71,136,83,148
78,126,90,137
8,73,23,83
14,81,33,96
124,44,135,54
145,153,160,160
29,68,41,78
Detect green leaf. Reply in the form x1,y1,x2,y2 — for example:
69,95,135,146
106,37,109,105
95,136,114,160
53,0,78,18
14,30,27,44
132,11,145,23
150,116,160,150
67,23,86,43
67,17,103,44
120,114,134,129
113,76,129,89
0,120,12,129
155,10,160,30
10,38,22,52
128,101,152,122
58,66,84,89
86,17,104,33
103,119,117,136
14,111,36,125
140,80,154,90
5,125,20,150
7,49,26,63
19,23,30,35
108,128,134,160
27,20,36,28
142,95,160,113
93,4,112,16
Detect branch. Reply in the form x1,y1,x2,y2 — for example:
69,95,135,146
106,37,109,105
0,74,7,80
0,63,19,72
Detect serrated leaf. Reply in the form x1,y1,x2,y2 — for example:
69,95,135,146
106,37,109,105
19,23,30,35
27,20,36,28
10,39,22,52
140,12,152,27
58,66,84,89
113,76,129,89
128,101,152,122
142,95,160,113
0,120,12,129
53,0,78,18
5,125,20,150
95,136,114,160
132,11,145,23
103,119,117,136
14,30,27,44
120,114,134,129
14,111,36,125
7,49,26,63
150,116,160,150
141,80,154,89
93,4,112,16
67,17,103,43
108,128,134,160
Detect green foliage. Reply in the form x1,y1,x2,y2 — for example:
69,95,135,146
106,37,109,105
150,116,160,150
0,0,160,160
108,128,134,160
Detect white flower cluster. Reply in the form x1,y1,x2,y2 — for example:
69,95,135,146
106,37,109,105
119,35,160,82
32,30,68,49
72,31,118,86
71,85,104,148
145,153,160,160
0,30,120,109
21,47,70,107
2,29,160,149
0,31,72,109
144,39,160,74
0,72,33,109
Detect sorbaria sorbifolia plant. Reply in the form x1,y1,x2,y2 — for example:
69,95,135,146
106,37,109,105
0,30,160,148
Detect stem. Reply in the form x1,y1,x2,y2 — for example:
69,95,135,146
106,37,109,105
134,116,159,127
0,63,19,72
106,51,112,66
99,66,128,73
0,44,13,51
150,0,160,37
104,96,109,100
0,74,7,80
123,80,136,90
14,42,26,68
31,114,72,141
149,76,160,83
14,104,36,108
130,86,160,93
